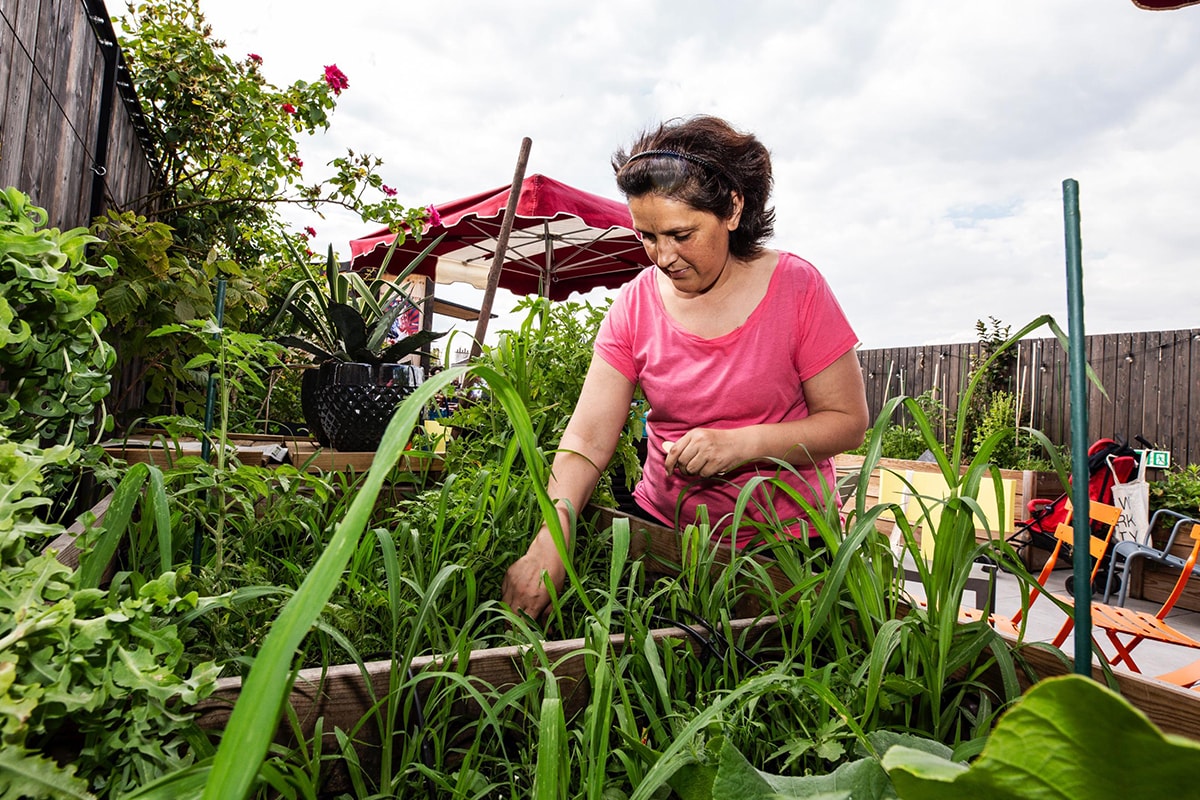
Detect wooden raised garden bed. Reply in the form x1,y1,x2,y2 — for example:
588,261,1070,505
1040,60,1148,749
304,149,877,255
101,431,443,476
834,454,1062,568
47,488,1200,780
191,506,788,785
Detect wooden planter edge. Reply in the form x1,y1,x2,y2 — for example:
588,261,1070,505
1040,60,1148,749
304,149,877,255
44,495,1200,746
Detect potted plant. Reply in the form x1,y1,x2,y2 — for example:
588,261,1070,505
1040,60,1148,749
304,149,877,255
272,236,446,451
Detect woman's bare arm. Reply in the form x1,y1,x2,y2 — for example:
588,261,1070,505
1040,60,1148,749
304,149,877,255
501,357,635,618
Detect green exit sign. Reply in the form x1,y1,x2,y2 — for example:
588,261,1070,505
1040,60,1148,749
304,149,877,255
1142,450,1171,469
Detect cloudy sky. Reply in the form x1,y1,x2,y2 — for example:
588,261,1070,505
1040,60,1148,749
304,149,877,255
192,0,1199,349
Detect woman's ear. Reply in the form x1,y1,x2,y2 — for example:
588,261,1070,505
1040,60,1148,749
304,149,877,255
726,191,744,231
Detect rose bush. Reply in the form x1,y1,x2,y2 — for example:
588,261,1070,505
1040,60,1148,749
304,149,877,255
94,0,431,426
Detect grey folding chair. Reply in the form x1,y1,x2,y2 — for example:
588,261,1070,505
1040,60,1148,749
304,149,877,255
1103,508,1200,606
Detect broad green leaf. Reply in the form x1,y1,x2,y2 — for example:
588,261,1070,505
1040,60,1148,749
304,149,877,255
883,675,1200,800
533,691,566,800
78,463,150,589
725,740,887,799
0,745,95,799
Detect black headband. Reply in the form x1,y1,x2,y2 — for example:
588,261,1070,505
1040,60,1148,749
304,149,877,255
622,149,719,175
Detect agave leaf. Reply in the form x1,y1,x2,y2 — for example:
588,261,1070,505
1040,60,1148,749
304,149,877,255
341,270,386,320
283,301,332,344
267,277,316,331
378,230,446,281
327,303,368,354
378,329,447,363
272,232,451,364
275,335,334,364
324,245,348,305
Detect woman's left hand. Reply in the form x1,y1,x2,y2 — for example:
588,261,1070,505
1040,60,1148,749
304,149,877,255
664,428,742,478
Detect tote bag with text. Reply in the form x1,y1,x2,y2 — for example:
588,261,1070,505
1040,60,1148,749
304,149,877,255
1110,454,1149,543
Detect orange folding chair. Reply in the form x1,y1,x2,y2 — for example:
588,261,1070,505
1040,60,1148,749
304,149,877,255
959,500,1122,641
1085,522,1200,673
1157,655,1200,690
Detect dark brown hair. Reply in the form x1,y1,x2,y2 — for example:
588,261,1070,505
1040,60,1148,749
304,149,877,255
612,116,775,258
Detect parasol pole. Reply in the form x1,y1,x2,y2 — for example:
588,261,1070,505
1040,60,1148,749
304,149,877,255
471,137,532,359
1063,177,1093,676
541,221,553,298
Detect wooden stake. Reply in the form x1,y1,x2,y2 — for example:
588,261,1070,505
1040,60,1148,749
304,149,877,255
471,137,532,359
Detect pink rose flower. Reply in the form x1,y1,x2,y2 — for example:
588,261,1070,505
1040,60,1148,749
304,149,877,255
304,226,317,238
427,204,442,227
382,185,397,197
323,64,349,95
289,156,304,169
248,53,262,64
282,102,296,115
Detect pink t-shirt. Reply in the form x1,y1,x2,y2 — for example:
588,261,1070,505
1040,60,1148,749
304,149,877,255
595,252,859,546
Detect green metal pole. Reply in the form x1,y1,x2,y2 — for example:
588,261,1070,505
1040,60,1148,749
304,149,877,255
1063,179,1092,676
200,278,228,462
195,278,227,567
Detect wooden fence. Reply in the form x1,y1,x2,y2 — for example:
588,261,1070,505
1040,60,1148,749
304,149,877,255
858,327,1200,469
0,0,161,229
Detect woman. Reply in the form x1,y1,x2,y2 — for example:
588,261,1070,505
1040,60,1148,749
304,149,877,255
502,116,869,620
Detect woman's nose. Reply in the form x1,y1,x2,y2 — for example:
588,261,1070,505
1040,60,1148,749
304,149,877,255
649,240,676,268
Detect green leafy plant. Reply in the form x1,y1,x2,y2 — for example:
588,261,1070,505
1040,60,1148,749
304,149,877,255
94,0,432,426
883,675,1200,799
962,317,1020,462
1150,463,1200,518
970,390,1061,470
0,432,219,797
116,0,424,257
149,318,286,443
0,189,116,454
774,314,1092,750
446,297,642,504
661,730,951,800
850,390,947,460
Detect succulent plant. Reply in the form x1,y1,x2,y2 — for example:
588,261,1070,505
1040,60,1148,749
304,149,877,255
272,236,446,365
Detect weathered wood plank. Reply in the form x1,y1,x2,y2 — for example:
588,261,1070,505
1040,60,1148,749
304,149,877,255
1170,331,1196,470
101,434,445,476
856,328,1200,469
1,0,160,228
1134,330,1154,445
2,0,40,194
45,492,114,571
994,635,1200,741
57,8,100,226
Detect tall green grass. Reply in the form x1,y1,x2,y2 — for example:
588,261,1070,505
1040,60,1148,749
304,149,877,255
113,311,1087,797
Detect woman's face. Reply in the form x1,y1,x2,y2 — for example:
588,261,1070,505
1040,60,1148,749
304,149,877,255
627,192,742,296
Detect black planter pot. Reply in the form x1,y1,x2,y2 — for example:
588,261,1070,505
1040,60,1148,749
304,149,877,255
300,366,330,447
305,361,423,452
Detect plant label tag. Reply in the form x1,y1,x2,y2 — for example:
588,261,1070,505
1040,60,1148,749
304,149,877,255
263,444,290,465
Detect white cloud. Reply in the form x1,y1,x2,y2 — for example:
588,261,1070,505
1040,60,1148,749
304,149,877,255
192,0,1200,348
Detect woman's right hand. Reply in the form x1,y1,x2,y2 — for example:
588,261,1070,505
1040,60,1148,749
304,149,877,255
501,528,568,621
